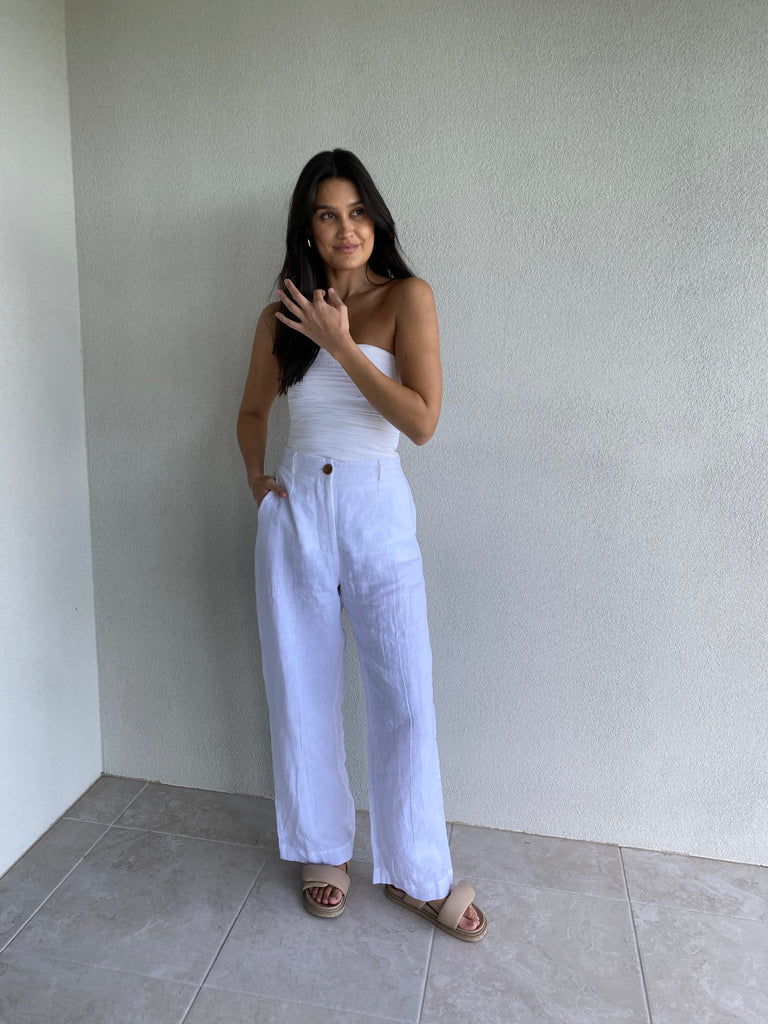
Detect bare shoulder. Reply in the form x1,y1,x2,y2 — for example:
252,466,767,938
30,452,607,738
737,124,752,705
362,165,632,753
391,276,440,372
388,277,436,314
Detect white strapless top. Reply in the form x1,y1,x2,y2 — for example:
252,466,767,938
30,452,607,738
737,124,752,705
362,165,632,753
286,345,400,460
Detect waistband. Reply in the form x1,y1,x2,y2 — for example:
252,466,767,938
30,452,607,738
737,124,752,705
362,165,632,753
279,448,402,482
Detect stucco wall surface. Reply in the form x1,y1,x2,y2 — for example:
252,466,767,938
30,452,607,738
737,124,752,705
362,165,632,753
0,0,101,875
66,0,768,863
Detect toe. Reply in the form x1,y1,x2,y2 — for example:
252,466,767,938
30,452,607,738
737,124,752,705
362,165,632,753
458,903,481,931
309,884,341,906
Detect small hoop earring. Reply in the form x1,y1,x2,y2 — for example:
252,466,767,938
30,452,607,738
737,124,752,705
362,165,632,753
306,237,313,249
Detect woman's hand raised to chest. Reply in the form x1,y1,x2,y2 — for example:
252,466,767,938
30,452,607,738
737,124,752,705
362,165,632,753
275,280,354,360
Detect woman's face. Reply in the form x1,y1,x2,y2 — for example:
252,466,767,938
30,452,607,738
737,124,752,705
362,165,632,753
309,177,375,272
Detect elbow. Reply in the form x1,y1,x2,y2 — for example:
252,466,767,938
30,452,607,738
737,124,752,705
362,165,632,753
237,407,263,433
409,420,438,446
403,392,440,447
236,408,267,450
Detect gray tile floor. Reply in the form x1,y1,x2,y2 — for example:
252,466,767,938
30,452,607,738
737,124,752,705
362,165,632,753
2,776,768,1024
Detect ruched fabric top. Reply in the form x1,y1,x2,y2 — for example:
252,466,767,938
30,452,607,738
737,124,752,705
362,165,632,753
286,344,400,460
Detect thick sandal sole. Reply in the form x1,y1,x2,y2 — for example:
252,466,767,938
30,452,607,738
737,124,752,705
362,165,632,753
302,886,348,918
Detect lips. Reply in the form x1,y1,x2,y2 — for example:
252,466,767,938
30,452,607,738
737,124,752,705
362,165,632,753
334,245,358,253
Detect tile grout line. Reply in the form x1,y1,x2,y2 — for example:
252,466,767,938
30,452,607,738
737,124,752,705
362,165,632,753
70,821,283,852
416,925,436,1023
0,783,150,956
622,896,768,927
0,947,200,988
190,983,409,1024
62,779,150,829
176,982,206,1024
177,859,266,1024
109,779,150,824
413,820,452,1022
437,872,629,903
412,821,459,1023
0,822,112,956
619,847,654,1024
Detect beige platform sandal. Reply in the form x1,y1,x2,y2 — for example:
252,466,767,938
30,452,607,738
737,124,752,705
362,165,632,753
301,863,350,918
384,880,487,942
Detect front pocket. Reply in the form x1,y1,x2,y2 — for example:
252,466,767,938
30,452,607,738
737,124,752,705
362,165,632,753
257,490,275,516
377,472,417,543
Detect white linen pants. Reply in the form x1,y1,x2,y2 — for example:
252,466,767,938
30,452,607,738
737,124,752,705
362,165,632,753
254,449,453,900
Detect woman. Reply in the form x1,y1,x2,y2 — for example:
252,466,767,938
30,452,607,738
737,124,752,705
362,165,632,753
237,149,486,941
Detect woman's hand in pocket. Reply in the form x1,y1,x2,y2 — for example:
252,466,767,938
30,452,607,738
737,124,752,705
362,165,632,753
250,474,287,507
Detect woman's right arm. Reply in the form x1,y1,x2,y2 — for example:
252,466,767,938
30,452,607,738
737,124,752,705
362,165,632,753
236,304,286,505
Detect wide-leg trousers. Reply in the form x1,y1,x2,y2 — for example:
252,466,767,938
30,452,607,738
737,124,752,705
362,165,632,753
254,449,453,900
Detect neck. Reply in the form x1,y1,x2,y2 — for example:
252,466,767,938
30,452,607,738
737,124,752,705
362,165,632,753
324,264,374,302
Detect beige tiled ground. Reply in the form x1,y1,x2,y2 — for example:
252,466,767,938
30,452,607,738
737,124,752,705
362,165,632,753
1,776,767,1023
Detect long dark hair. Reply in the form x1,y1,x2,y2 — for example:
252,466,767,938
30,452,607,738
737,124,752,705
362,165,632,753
273,149,414,392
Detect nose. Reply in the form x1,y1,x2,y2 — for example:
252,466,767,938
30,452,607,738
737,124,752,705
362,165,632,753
336,215,355,237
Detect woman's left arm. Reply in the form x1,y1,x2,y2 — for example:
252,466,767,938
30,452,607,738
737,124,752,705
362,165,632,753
276,277,442,446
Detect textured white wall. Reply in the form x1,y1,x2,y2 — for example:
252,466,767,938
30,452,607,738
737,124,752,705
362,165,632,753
0,0,101,875
66,0,768,864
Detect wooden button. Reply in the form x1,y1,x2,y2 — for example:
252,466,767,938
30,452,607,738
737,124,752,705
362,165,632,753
322,463,333,474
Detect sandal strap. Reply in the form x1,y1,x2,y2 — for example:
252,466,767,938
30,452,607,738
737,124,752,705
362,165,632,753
400,892,427,910
437,881,476,930
301,864,350,895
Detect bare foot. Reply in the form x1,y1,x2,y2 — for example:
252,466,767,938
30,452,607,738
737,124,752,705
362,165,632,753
391,887,482,932
307,863,348,908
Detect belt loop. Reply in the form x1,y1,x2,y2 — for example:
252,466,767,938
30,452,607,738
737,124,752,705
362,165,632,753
291,450,297,474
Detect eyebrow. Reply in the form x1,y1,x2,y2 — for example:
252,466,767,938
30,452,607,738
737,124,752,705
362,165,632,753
313,200,364,211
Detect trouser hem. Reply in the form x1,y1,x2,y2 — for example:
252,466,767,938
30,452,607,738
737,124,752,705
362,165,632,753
373,867,454,902
278,838,354,866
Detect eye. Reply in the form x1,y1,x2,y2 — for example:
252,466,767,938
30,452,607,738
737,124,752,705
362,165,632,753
318,211,335,221
350,207,365,217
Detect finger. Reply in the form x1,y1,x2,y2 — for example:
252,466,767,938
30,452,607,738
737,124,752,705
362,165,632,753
275,310,308,335
255,479,288,504
312,289,327,304
283,279,309,305
266,480,288,499
326,287,344,308
276,289,303,316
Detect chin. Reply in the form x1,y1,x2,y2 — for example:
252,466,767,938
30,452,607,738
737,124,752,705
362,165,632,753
330,254,370,270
